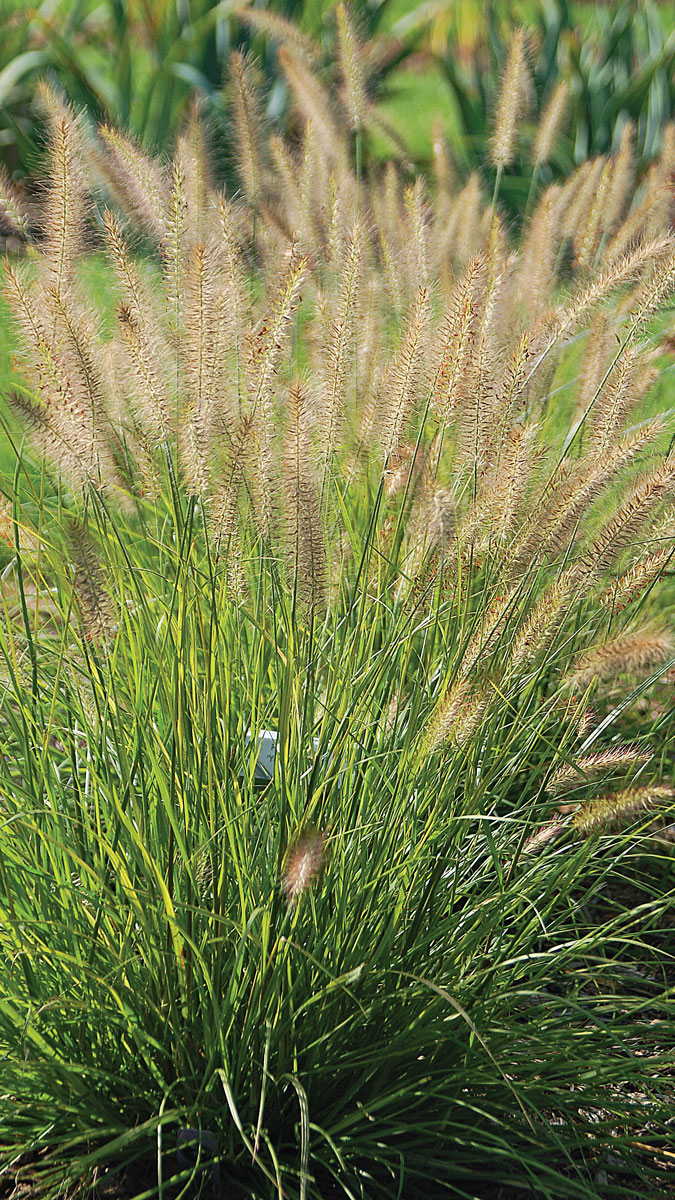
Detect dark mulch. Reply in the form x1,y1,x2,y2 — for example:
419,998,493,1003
3,1152,674,1200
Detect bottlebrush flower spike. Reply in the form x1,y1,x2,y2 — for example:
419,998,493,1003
566,627,674,689
67,520,116,649
0,166,32,239
230,50,268,208
282,830,327,906
548,746,653,795
491,29,531,170
336,3,367,134
572,786,674,836
523,816,564,855
532,80,569,167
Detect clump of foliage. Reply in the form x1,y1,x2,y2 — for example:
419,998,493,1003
0,25,674,1199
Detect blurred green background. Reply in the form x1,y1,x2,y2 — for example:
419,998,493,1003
1,0,674,188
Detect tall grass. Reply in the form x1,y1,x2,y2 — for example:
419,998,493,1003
0,30,674,1198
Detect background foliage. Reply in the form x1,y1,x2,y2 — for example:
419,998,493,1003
1,1,674,185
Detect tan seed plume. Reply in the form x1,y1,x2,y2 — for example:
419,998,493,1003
566,628,674,689
491,29,531,171
282,830,327,905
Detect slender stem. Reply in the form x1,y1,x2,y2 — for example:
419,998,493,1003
355,124,362,212
524,162,541,222
491,164,503,219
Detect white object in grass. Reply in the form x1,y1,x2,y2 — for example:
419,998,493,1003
245,729,280,782
244,730,345,785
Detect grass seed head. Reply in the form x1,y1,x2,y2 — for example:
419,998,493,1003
491,28,531,171
572,786,674,836
282,830,327,905
566,627,674,689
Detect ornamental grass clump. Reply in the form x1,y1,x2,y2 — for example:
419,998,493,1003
0,23,674,1199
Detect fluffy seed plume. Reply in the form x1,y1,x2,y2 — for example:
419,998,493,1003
576,313,616,417
458,590,515,680
3,265,103,491
566,627,674,689
379,286,430,465
572,786,673,837
404,177,429,288
336,3,367,133
278,45,346,167
39,89,88,299
548,746,653,795
67,520,116,649
103,209,173,440
490,29,531,170
217,193,249,380
600,547,673,611
99,126,169,243
319,219,364,482
175,99,213,242
432,256,487,426
282,830,327,905
4,389,80,490
162,158,187,324
574,157,615,273
480,421,540,544
0,166,32,238
178,240,222,499
209,417,253,546
624,249,675,334
523,816,564,855
248,244,308,535
285,381,327,614
525,422,664,570
532,80,569,166
230,51,267,208
236,6,320,63
423,678,492,755
587,344,658,456
604,121,635,231
517,186,564,319
508,569,580,676
452,173,486,265
43,285,120,490
580,458,675,577
558,235,675,340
